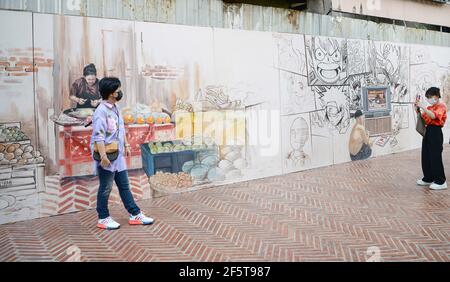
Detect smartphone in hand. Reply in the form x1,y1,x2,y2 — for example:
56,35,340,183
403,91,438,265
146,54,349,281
415,94,421,113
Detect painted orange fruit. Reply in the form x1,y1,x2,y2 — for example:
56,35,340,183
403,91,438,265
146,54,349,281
123,114,135,124
136,116,145,124
146,116,155,124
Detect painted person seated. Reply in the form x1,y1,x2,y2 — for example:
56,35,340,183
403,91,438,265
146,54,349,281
348,110,373,161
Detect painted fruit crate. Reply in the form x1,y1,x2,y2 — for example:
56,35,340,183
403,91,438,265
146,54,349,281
140,142,195,177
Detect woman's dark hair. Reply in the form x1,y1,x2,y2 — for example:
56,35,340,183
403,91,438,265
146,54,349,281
83,63,97,76
354,110,364,119
99,77,121,100
425,87,441,98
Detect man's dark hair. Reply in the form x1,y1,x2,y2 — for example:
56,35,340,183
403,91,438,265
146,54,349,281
83,63,97,76
99,77,121,100
425,87,441,98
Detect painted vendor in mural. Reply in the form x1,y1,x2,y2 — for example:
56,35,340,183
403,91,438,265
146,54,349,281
348,110,373,161
91,77,155,230
69,63,102,109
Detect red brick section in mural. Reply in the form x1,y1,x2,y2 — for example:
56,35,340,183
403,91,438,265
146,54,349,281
141,64,184,80
40,169,151,217
0,48,53,81
0,147,449,262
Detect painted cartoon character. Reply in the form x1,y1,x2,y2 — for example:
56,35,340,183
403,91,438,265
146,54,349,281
390,106,408,148
315,86,351,134
285,73,308,106
278,36,306,75
307,36,348,85
348,40,367,75
287,117,311,167
348,75,363,111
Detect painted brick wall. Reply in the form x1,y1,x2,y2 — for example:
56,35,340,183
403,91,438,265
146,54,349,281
141,64,185,80
0,48,53,83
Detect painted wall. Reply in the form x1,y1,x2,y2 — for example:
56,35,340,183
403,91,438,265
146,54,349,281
0,10,450,224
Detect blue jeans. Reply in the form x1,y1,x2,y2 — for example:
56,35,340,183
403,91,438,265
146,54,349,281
96,166,140,219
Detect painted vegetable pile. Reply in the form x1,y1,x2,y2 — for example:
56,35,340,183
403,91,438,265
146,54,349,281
182,145,247,183
148,141,207,154
0,127,29,142
149,171,193,190
51,113,82,125
0,143,44,166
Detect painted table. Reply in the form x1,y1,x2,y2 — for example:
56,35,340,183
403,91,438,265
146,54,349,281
58,123,175,177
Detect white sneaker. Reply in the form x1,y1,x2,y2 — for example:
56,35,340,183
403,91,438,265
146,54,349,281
429,182,447,190
97,216,121,230
417,179,432,186
129,212,154,225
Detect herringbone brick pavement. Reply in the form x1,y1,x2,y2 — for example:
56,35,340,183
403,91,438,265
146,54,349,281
0,147,449,262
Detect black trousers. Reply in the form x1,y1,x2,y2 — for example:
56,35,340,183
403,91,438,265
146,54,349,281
422,125,446,185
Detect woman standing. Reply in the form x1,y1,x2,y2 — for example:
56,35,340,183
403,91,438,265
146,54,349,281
91,77,154,230
69,63,102,108
415,87,447,190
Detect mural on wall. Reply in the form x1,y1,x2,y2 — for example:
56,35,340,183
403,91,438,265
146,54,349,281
368,41,410,103
0,11,48,223
1,10,450,224
305,35,348,86
214,29,282,181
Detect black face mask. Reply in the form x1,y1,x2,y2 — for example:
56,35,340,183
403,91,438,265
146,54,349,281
115,90,123,101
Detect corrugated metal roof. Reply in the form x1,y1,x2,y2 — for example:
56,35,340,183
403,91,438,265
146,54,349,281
0,0,448,46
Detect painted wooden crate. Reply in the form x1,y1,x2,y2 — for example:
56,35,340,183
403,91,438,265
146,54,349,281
141,142,195,177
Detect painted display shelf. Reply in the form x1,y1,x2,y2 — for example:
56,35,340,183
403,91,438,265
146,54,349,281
141,142,196,177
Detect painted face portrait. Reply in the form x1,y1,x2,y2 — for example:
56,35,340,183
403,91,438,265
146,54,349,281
325,101,344,127
85,74,97,86
316,86,350,132
286,74,306,101
311,37,344,84
290,117,309,151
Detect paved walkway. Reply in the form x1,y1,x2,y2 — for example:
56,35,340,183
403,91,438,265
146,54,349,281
0,147,449,262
